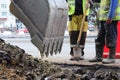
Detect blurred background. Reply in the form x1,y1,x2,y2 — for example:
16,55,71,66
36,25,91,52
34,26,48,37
0,0,100,37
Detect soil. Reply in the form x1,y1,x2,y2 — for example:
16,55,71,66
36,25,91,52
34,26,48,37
0,38,120,80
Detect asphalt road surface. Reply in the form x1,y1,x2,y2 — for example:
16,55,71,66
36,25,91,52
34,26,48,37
3,37,96,59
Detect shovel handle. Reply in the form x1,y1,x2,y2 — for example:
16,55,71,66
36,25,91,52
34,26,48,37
77,0,89,47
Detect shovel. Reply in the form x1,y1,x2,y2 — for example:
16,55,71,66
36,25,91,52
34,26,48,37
77,0,89,47
73,0,89,58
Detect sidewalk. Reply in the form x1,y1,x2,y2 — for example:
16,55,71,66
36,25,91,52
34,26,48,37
87,30,98,37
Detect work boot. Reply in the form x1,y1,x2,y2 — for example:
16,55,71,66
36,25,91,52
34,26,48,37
69,48,78,61
78,32,87,60
102,48,116,64
76,48,84,60
89,45,103,62
70,48,74,56
89,57,103,62
102,59,115,64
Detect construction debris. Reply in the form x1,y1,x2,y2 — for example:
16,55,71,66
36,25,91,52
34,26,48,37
0,38,62,80
0,38,120,80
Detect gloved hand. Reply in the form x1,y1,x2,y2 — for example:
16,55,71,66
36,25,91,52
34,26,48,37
106,18,112,24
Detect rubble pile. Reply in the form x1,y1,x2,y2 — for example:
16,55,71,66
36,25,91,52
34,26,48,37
0,39,62,80
55,63,120,80
0,38,120,80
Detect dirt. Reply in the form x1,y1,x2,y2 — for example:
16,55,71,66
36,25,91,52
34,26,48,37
0,38,120,80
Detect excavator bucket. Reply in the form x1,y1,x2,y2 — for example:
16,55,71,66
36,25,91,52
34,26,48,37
10,0,68,57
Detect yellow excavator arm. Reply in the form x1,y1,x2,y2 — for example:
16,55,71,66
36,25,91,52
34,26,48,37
10,0,68,57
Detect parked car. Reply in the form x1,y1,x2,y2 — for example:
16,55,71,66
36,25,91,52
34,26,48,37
17,28,28,33
2,30,12,35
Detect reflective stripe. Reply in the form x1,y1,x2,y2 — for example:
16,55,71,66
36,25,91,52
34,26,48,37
70,44,84,48
99,12,120,20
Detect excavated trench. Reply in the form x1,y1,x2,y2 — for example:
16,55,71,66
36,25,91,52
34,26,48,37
0,38,120,80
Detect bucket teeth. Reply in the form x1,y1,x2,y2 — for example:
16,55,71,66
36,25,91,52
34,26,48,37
40,52,44,58
53,42,57,54
39,39,64,58
50,43,54,56
58,41,63,53
44,42,48,56
45,43,50,57
54,41,59,54
40,44,45,58
49,41,54,56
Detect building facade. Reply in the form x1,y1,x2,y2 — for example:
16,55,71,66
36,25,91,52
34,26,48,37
0,0,24,30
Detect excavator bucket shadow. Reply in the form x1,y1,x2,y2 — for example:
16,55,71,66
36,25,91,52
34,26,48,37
10,0,68,57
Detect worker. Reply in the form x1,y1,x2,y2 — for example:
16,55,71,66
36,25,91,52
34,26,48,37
89,0,120,64
67,0,90,60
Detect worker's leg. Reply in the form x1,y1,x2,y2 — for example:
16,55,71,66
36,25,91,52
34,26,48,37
102,47,116,64
89,21,106,62
68,15,81,60
89,41,104,62
79,32,87,53
69,31,79,57
68,15,86,60
72,16,88,60
68,15,75,57
70,47,74,56
79,20,88,57
70,31,87,60
102,21,118,64
69,31,83,60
